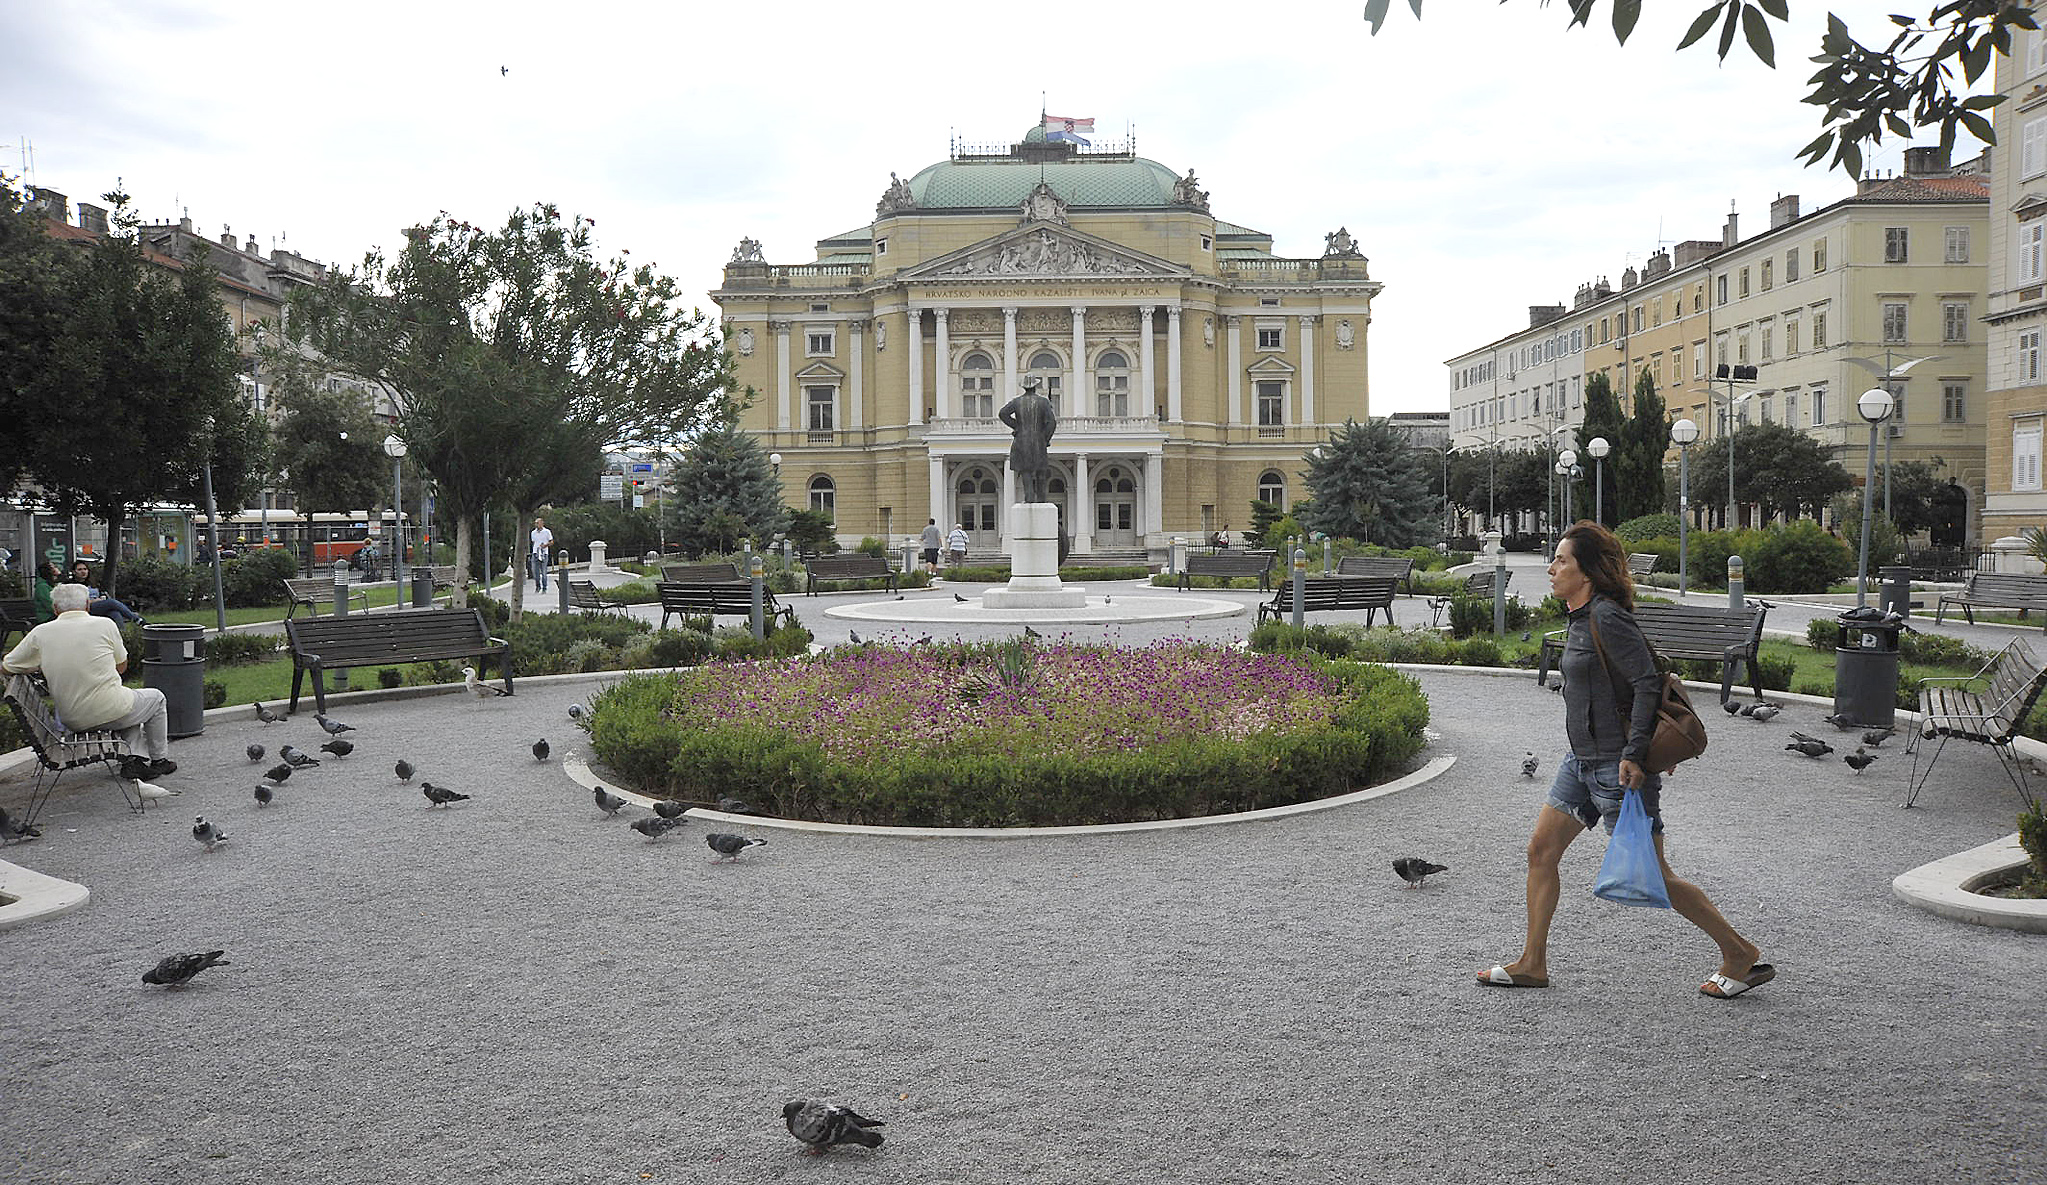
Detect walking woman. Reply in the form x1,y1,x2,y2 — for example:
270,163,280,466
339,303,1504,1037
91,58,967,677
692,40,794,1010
1478,521,1772,999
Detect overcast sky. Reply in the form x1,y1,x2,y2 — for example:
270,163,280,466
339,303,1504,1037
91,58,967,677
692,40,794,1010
3,1,1979,418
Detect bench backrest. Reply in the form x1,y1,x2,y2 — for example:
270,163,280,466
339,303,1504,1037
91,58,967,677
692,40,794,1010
1628,602,1765,658
658,581,764,609
1968,572,2047,605
286,608,495,663
567,580,606,606
284,578,340,597
807,556,891,577
1290,575,1399,605
1459,570,1505,598
662,562,745,583
1627,552,1659,576
3,672,126,770
1187,553,1273,575
1336,556,1414,580
1982,638,2047,723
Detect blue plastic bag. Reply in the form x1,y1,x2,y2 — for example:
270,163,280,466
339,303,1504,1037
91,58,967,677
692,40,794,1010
1592,788,1671,909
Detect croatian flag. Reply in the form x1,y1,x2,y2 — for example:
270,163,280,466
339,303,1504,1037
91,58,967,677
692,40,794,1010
1043,114,1094,144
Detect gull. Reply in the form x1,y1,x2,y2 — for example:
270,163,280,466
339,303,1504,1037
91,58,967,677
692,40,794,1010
142,951,229,988
463,667,510,698
782,1099,884,1154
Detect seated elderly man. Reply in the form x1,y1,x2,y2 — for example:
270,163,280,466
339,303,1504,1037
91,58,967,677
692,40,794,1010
2,583,174,780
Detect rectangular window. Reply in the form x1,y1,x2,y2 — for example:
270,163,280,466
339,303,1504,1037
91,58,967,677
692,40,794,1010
1199,234,1213,251
1633,306,1643,334
1651,300,1662,327
1882,302,1908,343
1786,249,1800,282
1942,383,1966,423
2020,329,2043,383
1785,393,1799,427
1256,323,1284,351
1759,397,1773,424
875,238,888,256
1814,238,1828,272
1885,227,1909,263
805,386,835,431
1692,341,1705,379
2018,221,2046,285
2031,29,2047,76
1886,382,1907,427
1737,332,1751,364
1945,226,1970,263
1256,380,1284,427
1813,310,1828,349
1715,333,1729,368
1811,387,1828,425
2017,422,2043,491
1786,315,1800,354
1761,323,1774,360
1717,275,1728,304
1599,316,1609,343
1739,268,1750,297
1943,301,1969,343
1694,284,1704,313
805,328,834,356
2027,116,2047,179
1762,259,1773,290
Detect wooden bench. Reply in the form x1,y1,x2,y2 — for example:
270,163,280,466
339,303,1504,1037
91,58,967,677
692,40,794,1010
1336,555,1416,595
283,577,369,620
427,564,462,592
2,672,143,828
657,581,795,631
661,562,746,584
1906,636,2047,809
1628,553,1660,579
1256,576,1400,626
803,555,899,596
1178,551,1275,591
1536,601,1768,704
0,598,37,649
1935,572,2047,625
285,608,510,714
566,580,627,615
1426,569,1507,627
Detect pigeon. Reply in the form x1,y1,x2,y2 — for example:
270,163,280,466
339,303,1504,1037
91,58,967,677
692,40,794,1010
279,746,321,769
1862,728,1896,748
245,743,265,762
1735,701,1760,717
532,738,550,762
1103,595,1112,604
142,950,229,988
716,796,756,815
263,763,293,785
631,815,681,840
132,780,177,801
1821,712,1855,731
254,783,275,808
320,739,354,758
1748,703,1782,723
463,667,510,697
394,759,416,783
1786,737,1834,758
421,782,470,808
1843,747,1879,774
499,64,508,75
567,703,588,721
653,799,687,820
953,592,968,603
1787,730,1824,745
1024,624,1042,639
315,714,355,735
706,832,768,861
0,805,41,844
191,816,228,852
253,702,284,724
1722,699,1743,716
1520,751,1539,779
782,1099,885,1154
1392,856,1448,888
594,787,626,816
914,634,932,645
848,630,864,644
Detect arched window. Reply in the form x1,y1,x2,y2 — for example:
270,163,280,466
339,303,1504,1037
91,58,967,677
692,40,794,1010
1095,350,1129,417
1258,469,1286,506
959,351,995,418
956,465,998,533
808,475,835,515
1027,349,1063,412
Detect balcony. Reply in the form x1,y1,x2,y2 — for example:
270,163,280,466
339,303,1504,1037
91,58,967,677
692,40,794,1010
1216,257,1374,284
925,414,1163,437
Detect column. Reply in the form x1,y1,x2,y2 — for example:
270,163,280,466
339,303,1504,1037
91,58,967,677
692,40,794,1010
934,308,952,420
928,454,944,530
773,320,791,430
906,309,923,426
1070,306,1086,415
1074,453,1093,553
1143,451,1164,537
1166,306,1183,421
849,320,865,430
1298,314,1315,427
1226,316,1243,426
1000,466,1015,543
1002,306,1018,402
1138,306,1154,419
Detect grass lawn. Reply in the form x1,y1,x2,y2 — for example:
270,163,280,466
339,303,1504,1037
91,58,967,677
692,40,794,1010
149,587,452,629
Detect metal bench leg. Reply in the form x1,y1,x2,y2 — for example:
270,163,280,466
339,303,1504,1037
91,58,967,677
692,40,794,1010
1993,742,2039,813
1904,730,1951,808
17,766,61,832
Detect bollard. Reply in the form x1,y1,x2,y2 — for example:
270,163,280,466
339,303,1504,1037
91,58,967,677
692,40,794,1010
749,554,766,640
1170,536,1183,576
330,559,350,691
1727,554,1745,613
1290,548,1307,629
902,539,918,578
1484,529,1506,637
1320,534,1332,577
557,551,571,614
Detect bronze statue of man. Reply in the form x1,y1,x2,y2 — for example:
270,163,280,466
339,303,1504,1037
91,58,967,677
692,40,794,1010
998,376,1058,504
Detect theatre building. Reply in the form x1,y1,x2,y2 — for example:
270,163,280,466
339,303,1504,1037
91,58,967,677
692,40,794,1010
711,123,1382,560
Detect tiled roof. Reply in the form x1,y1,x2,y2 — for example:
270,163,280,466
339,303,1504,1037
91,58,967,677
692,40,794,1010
1851,175,1989,201
908,156,1183,210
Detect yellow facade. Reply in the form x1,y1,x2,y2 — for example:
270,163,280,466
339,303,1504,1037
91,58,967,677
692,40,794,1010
712,129,1381,556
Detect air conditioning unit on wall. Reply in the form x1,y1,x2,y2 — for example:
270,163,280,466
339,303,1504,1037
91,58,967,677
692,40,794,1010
1887,424,1906,438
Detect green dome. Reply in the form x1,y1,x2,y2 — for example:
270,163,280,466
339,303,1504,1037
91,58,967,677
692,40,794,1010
906,153,1184,211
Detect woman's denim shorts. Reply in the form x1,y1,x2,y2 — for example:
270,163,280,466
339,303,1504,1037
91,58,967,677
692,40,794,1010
1546,752,1663,834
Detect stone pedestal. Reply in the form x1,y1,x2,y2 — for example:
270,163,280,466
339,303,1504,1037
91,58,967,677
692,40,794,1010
588,539,609,572
982,503,1085,609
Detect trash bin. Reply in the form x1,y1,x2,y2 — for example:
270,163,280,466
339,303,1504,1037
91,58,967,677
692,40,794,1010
411,568,434,608
1879,565,1912,618
140,623,207,739
1833,607,1902,730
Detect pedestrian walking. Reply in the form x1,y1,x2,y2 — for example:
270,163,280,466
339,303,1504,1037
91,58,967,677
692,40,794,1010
920,518,943,577
529,517,554,592
946,522,969,569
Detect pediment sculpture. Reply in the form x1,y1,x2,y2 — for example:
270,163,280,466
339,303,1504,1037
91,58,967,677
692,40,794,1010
934,229,1151,277
876,172,917,217
1019,181,1069,227
729,236,765,264
1172,169,1209,212
1323,227,1361,258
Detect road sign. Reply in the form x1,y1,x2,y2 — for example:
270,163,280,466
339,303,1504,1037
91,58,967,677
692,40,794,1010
600,474,624,501
631,462,654,473
634,494,645,509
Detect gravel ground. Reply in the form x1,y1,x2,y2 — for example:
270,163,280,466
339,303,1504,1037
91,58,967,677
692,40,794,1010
1,657,2042,1184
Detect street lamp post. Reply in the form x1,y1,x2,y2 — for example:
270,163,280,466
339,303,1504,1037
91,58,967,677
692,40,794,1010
1587,436,1610,526
383,434,408,602
1556,448,1578,532
1855,387,1896,608
1671,418,1700,597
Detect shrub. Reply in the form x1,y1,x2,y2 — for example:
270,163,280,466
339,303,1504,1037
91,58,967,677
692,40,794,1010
1755,654,1795,692
1744,521,1852,594
2018,805,2047,891
1900,630,1990,670
648,628,713,668
562,638,616,673
856,537,888,558
1457,637,1502,667
1794,678,1829,697
378,668,404,689
116,554,199,611
1447,592,1529,638
1616,514,1681,544
203,632,282,666
1806,618,1836,651
221,548,299,608
203,679,227,709
595,580,660,605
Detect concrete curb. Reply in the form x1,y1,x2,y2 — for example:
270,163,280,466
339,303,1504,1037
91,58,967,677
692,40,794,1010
1892,834,2047,932
0,857,89,930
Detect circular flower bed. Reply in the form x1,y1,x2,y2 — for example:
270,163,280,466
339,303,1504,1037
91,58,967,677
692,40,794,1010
586,640,1430,827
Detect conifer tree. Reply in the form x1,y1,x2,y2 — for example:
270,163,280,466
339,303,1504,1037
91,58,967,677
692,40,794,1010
665,426,788,556
1300,417,1434,547
1615,367,1671,524
1572,372,1628,527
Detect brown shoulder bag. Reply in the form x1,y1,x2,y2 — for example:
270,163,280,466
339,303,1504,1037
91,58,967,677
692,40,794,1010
1588,615,1709,775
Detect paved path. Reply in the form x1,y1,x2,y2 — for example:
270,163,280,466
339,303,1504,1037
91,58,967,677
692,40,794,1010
0,661,2039,1183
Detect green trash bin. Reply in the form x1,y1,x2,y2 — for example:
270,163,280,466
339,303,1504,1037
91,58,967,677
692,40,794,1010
140,623,207,739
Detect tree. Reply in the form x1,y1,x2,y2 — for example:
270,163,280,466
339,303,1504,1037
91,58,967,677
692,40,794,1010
665,426,787,557
1881,458,1951,536
270,385,387,521
1300,418,1436,547
1615,367,1670,524
1688,421,1853,524
1571,371,1627,528
1246,497,1286,545
5,181,261,595
1363,1,2037,176
282,202,734,617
